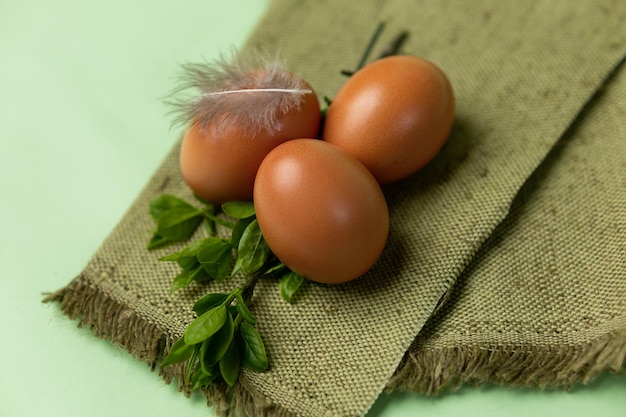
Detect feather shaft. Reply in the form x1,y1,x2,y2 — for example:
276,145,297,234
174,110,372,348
203,88,312,97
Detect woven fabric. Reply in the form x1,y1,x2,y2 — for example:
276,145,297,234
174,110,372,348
47,1,626,417
389,55,626,394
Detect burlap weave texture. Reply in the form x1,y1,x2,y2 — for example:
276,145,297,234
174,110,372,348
47,1,626,417
390,54,626,394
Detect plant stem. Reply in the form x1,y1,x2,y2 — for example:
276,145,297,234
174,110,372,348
203,209,236,228
225,287,243,306
341,24,409,77
240,266,268,304
356,21,386,71
341,21,386,76
377,30,409,58
233,313,243,329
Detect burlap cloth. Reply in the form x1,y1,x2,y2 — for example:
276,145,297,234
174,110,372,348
46,1,626,416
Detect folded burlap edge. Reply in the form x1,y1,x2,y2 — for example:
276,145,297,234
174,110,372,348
387,328,626,395
386,52,626,397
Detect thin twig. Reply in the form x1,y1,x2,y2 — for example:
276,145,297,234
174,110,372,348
377,30,409,59
356,21,386,70
342,21,386,76
241,268,265,303
341,24,410,76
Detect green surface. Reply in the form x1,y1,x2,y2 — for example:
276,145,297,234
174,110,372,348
0,1,624,416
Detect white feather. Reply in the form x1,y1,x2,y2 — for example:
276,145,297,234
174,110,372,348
167,50,313,135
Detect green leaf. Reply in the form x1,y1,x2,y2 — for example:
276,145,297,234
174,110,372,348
147,231,169,250
177,255,200,270
204,218,216,236
221,201,255,219
201,200,218,236
219,340,241,387
161,337,194,367
237,219,271,275
149,194,195,220
160,239,209,269
279,271,305,303
235,294,256,325
199,339,213,375
170,264,209,293
193,292,229,315
202,311,234,367
230,216,255,249
157,207,203,241
185,344,201,384
193,194,215,207
197,239,232,281
264,261,287,276
191,363,216,390
158,252,180,262
231,258,243,278
184,305,227,345
238,322,268,372
228,304,238,319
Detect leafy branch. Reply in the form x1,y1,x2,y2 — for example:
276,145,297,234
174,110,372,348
148,195,305,389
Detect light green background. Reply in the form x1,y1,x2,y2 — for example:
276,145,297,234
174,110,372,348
0,1,624,416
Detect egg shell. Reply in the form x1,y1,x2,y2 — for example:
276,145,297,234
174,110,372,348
323,55,455,184
179,86,320,204
253,139,389,284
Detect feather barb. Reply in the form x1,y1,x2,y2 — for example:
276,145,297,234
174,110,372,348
166,50,314,135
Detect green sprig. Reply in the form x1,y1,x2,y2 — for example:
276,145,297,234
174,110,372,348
162,277,268,388
149,194,306,390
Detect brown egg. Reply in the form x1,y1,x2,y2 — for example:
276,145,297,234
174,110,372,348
322,55,455,184
253,139,389,284
179,79,320,204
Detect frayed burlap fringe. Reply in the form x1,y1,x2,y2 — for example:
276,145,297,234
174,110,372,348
43,276,164,364
43,275,301,417
386,329,626,395
42,257,626,417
